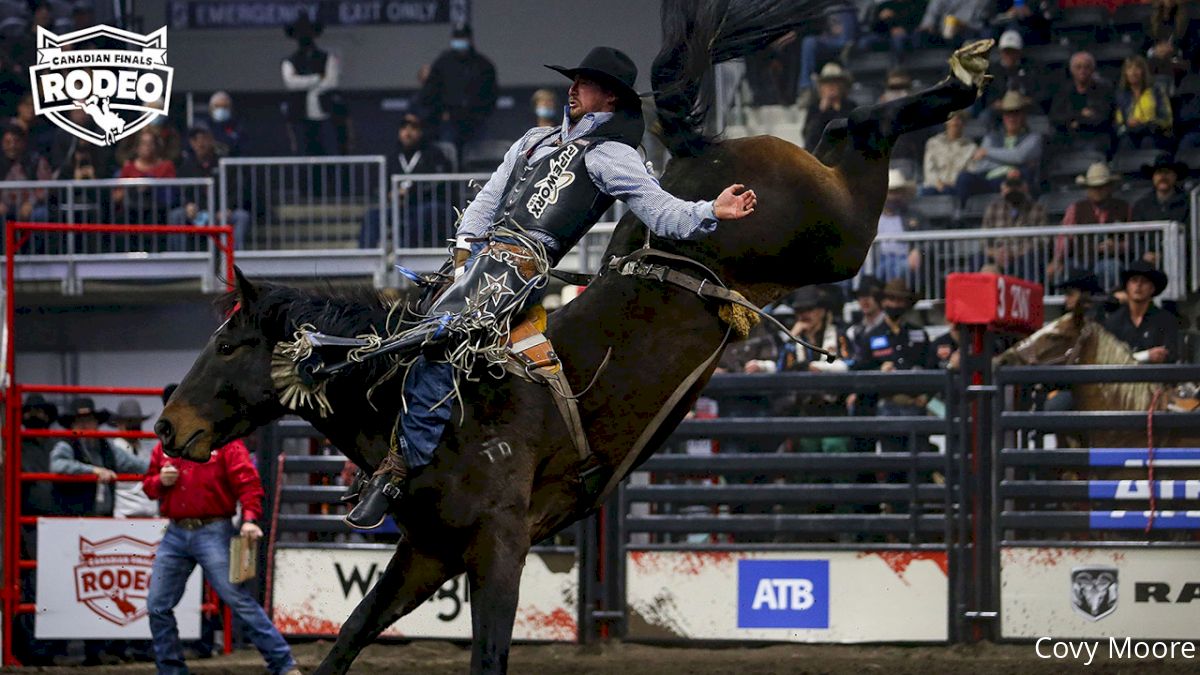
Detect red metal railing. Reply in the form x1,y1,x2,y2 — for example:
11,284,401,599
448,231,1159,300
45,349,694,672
3,222,236,666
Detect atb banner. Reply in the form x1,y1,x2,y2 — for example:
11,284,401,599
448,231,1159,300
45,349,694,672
36,518,203,640
271,546,578,641
168,0,470,29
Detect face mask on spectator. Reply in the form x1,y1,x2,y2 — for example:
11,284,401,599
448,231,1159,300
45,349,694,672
211,107,231,123
1004,189,1027,206
450,38,470,52
23,412,50,429
884,306,907,320
536,106,556,119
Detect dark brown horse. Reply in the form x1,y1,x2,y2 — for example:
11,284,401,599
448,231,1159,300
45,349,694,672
155,2,988,672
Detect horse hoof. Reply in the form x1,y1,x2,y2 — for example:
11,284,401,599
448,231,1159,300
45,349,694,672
949,39,995,93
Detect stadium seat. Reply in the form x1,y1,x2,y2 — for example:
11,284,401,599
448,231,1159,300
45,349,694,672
848,50,893,81
903,49,954,85
1176,148,1200,176
433,141,459,173
961,194,992,227
909,194,957,229
1047,151,1107,188
1111,3,1154,37
1090,42,1135,71
1040,190,1085,220
1026,115,1051,137
1054,6,1112,45
462,140,514,172
1112,149,1167,178
1024,44,1073,71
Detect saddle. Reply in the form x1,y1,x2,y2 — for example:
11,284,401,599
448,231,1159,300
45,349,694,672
502,305,593,462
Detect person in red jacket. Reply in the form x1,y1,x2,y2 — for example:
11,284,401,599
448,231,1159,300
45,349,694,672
142,388,298,675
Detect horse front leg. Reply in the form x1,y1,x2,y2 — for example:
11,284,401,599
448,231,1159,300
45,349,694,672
313,540,458,675
466,515,530,675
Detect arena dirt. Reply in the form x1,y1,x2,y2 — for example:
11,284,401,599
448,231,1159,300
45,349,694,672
5,640,1197,674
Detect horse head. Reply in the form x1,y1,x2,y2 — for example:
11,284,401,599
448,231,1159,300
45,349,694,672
156,268,286,461
994,307,1089,367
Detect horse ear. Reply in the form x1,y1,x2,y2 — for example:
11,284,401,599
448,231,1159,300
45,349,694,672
233,265,258,309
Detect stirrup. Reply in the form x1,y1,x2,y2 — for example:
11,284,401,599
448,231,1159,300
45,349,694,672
344,473,405,530
339,469,369,504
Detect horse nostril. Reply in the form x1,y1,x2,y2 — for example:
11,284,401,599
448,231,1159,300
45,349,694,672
155,419,174,444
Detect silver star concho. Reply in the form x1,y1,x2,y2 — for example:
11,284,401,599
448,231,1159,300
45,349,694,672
477,271,516,305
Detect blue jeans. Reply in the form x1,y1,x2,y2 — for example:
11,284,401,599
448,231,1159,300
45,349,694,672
148,521,295,675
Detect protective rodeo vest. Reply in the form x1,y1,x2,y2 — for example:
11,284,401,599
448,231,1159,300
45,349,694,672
497,137,614,263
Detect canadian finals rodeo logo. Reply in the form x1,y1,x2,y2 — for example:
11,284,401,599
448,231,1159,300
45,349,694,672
29,24,173,146
73,535,157,626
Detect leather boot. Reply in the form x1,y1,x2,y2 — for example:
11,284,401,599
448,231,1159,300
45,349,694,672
344,456,408,530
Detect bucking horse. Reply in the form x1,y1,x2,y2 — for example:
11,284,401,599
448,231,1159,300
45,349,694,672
155,1,992,672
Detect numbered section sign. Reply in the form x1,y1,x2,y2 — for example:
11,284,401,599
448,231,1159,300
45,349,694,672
945,273,1043,335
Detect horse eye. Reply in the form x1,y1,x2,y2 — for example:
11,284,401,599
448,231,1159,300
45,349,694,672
216,342,235,356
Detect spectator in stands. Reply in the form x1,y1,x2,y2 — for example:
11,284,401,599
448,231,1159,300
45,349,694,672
532,89,559,128
0,124,52,223
5,1,51,75
1047,163,1132,281
981,174,1046,278
879,68,914,104
874,170,925,282
1103,261,1179,363
119,129,176,179
744,31,802,106
990,0,1053,46
143,432,299,675
922,110,977,195
1146,0,1194,81
802,62,856,151
859,0,925,59
111,400,158,519
932,324,960,369
171,126,250,250
1115,55,1174,152
1132,156,1189,224
0,52,23,120
8,93,53,157
115,100,182,168
1048,51,1114,155
417,23,498,163
49,398,149,517
203,91,244,157
1178,80,1200,151
281,15,341,155
912,0,988,48
785,286,852,456
1058,268,1105,317
798,5,859,97
48,107,115,180
844,275,886,452
979,30,1044,118
14,394,62,666
858,278,933,452
956,91,1042,204
359,113,454,248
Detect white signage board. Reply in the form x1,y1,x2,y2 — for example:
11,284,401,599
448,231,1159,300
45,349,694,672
36,518,202,639
1001,546,1200,639
626,550,948,642
271,547,578,641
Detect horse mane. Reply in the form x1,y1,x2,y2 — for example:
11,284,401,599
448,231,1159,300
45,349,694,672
218,283,406,384
651,0,846,156
1080,318,1158,411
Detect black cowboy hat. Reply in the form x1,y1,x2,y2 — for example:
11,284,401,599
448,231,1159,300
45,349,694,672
22,394,57,419
1119,260,1169,296
1055,268,1103,296
59,397,111,427
791,285,822,311
1141,154,1188,179
817,284,845,314
546,47,640,107
285,14,323,40
113,399,151,423
451,22,472,39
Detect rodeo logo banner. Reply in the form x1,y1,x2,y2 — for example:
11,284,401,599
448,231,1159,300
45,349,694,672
29,24,174,147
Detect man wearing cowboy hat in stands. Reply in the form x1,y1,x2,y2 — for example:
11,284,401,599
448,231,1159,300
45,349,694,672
49,397,149,517
873,169,925,282
281,15,340,155
955,90,1043,205
111,400,159,518
803,62,857,151
1132,155,1190,225
347,46,760,528
1103,261,1179,364
1047,163,1132,281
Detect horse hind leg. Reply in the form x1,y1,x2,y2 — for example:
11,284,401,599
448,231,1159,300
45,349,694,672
312,540,459,675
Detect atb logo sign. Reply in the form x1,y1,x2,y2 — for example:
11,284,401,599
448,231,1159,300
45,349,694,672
73,535,157,626
29,25,173,146
737,559,829,629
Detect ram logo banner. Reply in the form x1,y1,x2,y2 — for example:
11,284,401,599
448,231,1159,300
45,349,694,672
1071,566,1118,621
737,559,829,629
29,25,173,146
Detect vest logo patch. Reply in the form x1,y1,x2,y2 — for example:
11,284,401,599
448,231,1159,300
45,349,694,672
526,143,580,219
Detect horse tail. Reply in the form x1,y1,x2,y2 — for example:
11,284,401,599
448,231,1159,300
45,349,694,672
651,0,849,157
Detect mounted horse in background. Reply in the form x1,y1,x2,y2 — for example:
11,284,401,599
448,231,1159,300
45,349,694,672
155,0,992,672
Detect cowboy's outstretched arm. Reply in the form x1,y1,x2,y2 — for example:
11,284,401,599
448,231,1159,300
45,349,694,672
586,142,757,239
